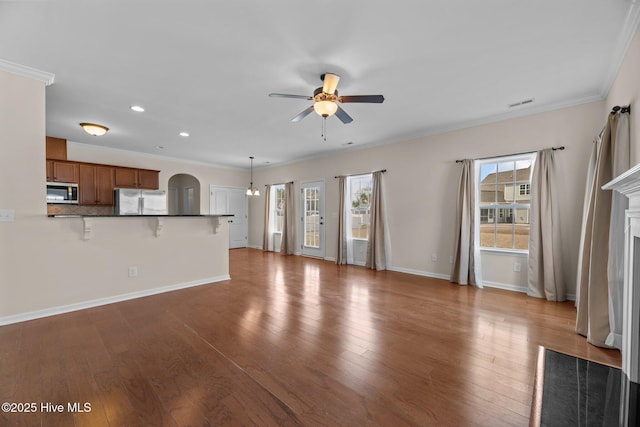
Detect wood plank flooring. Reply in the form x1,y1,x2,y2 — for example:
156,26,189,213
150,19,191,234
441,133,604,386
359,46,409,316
0,249,621,426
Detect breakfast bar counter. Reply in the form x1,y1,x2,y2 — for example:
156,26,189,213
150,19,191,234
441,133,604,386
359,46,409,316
47,213,233,240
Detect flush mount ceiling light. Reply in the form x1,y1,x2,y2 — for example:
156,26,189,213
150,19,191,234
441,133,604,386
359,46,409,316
179,131,189,137
246,156,260,196
79,122,109,136
130,105,145,112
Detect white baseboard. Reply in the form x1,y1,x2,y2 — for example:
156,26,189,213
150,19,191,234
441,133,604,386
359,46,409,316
482,280,527,293
324,256,336,262
482,281,577,301
0,275,230,326
388,266,451,281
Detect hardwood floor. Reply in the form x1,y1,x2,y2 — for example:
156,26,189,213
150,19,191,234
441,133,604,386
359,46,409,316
0,249,621,426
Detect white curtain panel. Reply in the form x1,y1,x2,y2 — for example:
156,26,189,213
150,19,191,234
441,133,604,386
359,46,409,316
606,113,630,349
336,176,350,264
527,149,565,301
365,171,388,270
280,182,296,255
576,110,630,348
451,159,481,287
262,184,274,252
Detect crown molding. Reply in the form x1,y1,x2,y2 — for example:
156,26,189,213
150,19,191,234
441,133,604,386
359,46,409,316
0,59,55,86
599,1,640,96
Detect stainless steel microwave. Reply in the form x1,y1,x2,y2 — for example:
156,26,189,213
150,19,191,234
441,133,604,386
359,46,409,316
46,182,79,204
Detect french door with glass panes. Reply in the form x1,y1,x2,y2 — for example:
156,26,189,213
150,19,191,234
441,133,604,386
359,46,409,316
300,180,325,258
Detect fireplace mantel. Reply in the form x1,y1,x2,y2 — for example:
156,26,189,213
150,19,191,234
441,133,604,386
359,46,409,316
603,163,640,426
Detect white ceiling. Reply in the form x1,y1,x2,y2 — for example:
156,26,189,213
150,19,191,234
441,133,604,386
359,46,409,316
1,1,639,169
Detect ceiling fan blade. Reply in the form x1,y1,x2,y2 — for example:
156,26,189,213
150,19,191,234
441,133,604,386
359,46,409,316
291,105,315,122
322,73,340,95
338,95,385,103
335,105,353,124
269,93,313,100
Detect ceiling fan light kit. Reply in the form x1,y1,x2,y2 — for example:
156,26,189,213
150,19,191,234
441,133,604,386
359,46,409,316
313,100,338,117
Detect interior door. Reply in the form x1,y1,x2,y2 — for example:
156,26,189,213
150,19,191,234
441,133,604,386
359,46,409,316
300,180,325,258
210,185,247,249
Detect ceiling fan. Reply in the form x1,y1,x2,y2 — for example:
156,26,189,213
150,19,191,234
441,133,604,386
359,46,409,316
269,73,384,124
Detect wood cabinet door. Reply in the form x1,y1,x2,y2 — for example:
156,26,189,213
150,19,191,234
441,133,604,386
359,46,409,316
46,160,53,182
52,161,78,183
138,169,159,189
114,168,138,188
95,166,114,205
78,164,97,205
46,137,67,160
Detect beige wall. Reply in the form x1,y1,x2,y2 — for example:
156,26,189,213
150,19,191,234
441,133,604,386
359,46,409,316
0,70,233,324
250,100,606,295
606,25,640,164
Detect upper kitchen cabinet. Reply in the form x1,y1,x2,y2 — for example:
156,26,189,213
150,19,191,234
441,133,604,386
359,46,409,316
79,164,115,205
48,160,79,183
114,167,159,189
45,136,67,160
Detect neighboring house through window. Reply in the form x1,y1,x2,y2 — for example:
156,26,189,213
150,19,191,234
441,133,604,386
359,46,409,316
348,174,372,240
273,184,285,233
478,153,535,251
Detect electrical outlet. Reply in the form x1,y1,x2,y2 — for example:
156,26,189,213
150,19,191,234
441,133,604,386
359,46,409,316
0,209,15,222
431,254,438,262
128,266,138,277
513,262,521,273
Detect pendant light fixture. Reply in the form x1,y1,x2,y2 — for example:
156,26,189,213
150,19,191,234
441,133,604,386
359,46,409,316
246,156,260,196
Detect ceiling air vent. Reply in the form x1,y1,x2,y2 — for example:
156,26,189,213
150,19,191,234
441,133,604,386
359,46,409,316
508,98,535,108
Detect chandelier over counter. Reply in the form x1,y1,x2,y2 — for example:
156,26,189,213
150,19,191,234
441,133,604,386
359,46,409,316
246,156,260,196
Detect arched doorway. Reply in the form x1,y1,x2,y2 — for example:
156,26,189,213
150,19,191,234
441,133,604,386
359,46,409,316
168,174,200,215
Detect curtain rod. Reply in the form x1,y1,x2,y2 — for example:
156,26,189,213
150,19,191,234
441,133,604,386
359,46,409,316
612,105,631,114
334,169,387,179
455,147,564,163
264,181,293,187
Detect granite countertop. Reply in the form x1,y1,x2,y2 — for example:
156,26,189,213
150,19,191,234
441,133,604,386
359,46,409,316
48,214,234,218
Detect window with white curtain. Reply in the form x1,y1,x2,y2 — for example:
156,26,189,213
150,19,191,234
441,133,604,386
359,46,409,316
272,184,285,233
348,174,372,240
477,153,535,251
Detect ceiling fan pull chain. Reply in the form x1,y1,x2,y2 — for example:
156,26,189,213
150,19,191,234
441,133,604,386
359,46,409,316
322,116,327,141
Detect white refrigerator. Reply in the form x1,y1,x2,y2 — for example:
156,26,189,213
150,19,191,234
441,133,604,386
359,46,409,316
114,189,167,215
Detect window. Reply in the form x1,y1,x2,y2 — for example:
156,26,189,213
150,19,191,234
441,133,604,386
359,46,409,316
478,154,535,251
348,174,372,240
273,184,285,233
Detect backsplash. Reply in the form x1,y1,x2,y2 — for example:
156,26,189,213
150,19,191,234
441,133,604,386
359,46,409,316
47,204,114,216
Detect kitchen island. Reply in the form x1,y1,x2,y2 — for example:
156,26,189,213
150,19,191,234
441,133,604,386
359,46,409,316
1,212,234,326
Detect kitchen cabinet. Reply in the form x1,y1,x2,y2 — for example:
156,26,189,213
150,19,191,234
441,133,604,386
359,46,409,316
115,167,159,189
48,160,79,183
46,137,67,160
79,164,114,205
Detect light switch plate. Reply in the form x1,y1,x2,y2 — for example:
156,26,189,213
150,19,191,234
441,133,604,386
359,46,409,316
0,209,15,222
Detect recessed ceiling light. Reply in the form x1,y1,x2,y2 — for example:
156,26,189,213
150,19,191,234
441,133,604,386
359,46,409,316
154,145,164,150
179,132,189,137
130,105,145,112
342,141,354,146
